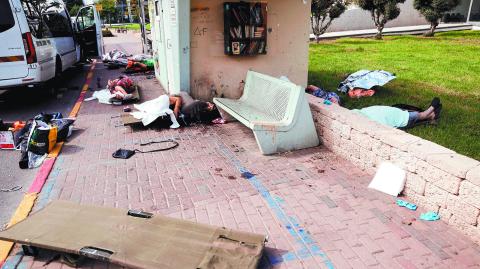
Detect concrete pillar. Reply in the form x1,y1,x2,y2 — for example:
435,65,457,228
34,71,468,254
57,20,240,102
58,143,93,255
176,0,191,94
148,0,190,94
162,0,190,94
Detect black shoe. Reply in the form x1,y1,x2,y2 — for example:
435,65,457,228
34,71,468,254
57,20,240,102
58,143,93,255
434,103,442,120
431,97,441,109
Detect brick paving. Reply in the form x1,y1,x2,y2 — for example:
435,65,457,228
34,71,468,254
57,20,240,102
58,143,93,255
4,65,480,269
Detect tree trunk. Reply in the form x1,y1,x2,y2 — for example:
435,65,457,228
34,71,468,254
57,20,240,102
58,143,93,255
424,22,438,37
375,25,384,40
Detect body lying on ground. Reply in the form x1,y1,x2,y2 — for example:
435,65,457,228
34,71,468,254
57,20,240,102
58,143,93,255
353,98,442,129
131,92,220,128
107,76,135,100
180,99,219,125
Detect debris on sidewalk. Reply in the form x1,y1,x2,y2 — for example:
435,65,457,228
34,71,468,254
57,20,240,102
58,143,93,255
401,218,416,226
396,199,417,211
338,70,396,97
0,185,22,192
368,162,406,196
0,120,26,149
120,114,142,126
14,113,75,169
0,200,266,269
0,130,15,149
112,139,179,159
420,211,441,221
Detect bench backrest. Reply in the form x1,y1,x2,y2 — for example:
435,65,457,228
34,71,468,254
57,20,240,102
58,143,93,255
239,71,302,122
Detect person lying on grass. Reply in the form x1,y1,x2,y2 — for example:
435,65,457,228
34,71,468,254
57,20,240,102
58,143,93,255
353,97,442,129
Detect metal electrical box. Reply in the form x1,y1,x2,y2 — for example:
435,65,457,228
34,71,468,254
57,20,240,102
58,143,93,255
149,0,190,94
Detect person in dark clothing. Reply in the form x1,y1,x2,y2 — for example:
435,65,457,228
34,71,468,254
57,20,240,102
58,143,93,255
180,101,220,125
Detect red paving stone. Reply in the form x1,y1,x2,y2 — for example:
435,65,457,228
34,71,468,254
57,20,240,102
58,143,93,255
3,66,480,269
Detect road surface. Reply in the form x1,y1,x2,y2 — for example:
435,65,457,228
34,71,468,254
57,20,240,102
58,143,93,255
0,31,142,227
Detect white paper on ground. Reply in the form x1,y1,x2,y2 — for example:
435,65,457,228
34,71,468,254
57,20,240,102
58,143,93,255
368,162,406,196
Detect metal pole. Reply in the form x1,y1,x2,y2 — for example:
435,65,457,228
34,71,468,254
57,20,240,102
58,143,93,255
467,0,474,23
139,0,147,53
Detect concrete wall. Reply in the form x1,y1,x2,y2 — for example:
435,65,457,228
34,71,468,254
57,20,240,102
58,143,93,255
308,95,480,244
326,0,428,32
189,0,311,100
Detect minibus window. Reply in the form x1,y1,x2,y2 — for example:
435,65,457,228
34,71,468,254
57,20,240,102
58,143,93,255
20,0,52,38
0,1,16,33
43,12,73,37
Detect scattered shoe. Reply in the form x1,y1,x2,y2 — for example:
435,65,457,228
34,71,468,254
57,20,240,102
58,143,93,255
431,97,441,109
396,199,417,211
434,103,442,120
420,211,440,221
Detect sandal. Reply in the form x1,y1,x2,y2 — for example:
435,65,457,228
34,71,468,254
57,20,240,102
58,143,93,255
396,199,417,211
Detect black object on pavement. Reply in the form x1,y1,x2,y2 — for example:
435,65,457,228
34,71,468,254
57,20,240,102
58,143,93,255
112,139,179,159
112,149,136,159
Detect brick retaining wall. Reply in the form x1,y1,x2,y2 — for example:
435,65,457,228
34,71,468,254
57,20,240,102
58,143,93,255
308,95,480,244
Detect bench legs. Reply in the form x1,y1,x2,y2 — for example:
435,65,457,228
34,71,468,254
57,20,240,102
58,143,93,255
253,101,320,155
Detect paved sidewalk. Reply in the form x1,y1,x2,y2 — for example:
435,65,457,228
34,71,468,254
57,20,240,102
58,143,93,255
4,66,480,269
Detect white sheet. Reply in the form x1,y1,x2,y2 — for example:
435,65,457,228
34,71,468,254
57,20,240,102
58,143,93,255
130,95,180,128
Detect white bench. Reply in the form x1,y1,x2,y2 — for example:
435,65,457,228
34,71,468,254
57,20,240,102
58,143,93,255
213,71,319,155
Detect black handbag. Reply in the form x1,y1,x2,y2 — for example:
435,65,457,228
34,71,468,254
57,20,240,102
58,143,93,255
112,139,179,159
112,149,136,159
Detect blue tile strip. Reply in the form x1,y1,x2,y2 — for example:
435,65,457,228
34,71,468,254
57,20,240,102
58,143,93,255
216,140,334,268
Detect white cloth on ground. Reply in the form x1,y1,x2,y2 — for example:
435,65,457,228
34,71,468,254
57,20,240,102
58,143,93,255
85,89,134,104
130,95,180,128
85,89,115,104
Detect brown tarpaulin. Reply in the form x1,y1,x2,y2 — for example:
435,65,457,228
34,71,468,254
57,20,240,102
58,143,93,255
0,200,266,269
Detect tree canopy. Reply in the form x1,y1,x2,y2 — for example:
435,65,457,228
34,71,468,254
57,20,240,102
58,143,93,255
311,0,348,42
356,0,406,39
414,0,460,36
97,0,117,24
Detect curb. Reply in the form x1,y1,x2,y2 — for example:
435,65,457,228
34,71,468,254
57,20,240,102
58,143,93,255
0,60,97,267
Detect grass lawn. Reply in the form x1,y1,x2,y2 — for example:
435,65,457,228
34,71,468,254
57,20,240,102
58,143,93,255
309,30,480,160
107,23,151,31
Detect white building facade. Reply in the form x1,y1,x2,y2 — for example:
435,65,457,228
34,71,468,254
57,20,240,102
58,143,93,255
326,0,479,33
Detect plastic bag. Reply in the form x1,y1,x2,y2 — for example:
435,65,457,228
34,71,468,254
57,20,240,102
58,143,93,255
28,151,47,168
28,125,57,155
27,115,75,155
51,118,75,142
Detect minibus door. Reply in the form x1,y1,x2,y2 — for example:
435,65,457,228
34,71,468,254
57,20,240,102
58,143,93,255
75,5,103,59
